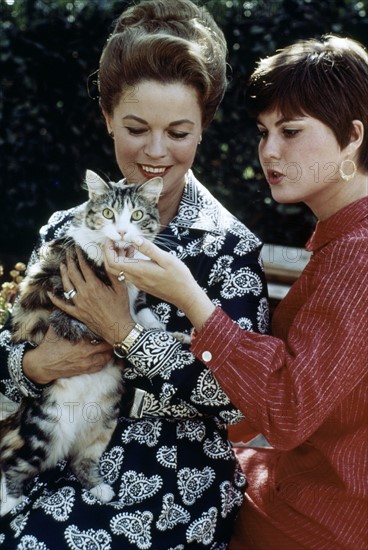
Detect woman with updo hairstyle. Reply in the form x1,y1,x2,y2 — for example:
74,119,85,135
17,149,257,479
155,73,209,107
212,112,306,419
99,0,228,129
0,0,268,547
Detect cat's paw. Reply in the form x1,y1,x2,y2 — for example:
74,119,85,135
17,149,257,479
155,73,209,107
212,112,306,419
90,483,115,503
0,476,25,517
0,495,25,517
172,331,192,345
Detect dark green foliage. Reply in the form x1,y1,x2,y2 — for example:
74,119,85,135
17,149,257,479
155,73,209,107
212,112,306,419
1,0,367,269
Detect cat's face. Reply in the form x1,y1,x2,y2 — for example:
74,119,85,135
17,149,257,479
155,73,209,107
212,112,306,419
72,171,163,259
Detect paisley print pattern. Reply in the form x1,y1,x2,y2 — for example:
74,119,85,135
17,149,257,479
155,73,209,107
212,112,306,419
156,493,190,531
220,481,244,518
0,171,269,548
33,486,76,522
178,467,216,505
257,296,270,334
156,446,176,469
186,507,218,545
14,535,49,549
191,369,230,407
118,471,163,505
9,513,30,538
99,447,125,484
110,511,153,549
203,433,234,460
64,525,112,550
120,419,162,447
177,419,206,442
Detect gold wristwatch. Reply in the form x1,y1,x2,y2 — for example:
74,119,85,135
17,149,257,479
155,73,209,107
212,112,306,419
113,323,144,358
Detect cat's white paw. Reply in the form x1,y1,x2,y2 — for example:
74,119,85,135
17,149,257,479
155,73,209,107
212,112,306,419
90,483,115,503
0,495,24,517
0,473,12,517
172,331,192,345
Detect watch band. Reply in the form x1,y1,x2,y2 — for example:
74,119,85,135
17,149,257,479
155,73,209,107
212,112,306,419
113,323,144,358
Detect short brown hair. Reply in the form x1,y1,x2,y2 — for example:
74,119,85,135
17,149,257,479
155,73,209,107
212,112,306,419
98,0,227,128
246,35,368,170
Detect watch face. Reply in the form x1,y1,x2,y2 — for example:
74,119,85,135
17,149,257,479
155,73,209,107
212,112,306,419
113,324,144,359
113,344,126,358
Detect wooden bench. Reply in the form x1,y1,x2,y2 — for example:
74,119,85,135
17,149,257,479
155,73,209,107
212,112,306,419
262,243,311,312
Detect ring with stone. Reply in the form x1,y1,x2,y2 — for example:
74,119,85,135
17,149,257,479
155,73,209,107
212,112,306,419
90,338,100,345
117,271,126,282
64,288,77,300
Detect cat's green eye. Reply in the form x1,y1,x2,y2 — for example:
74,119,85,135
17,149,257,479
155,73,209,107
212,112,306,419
103,208,114,220
131,209,144,222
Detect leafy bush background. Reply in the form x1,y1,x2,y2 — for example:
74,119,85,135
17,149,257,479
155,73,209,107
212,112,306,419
1,0,367,269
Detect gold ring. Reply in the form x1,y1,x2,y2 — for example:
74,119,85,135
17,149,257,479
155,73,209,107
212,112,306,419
117,271,126,282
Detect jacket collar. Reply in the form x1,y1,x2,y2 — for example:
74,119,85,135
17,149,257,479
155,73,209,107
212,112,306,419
306,196,368,252
169,170,229,236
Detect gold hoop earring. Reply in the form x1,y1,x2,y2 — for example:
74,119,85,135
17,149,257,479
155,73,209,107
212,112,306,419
339,159,357,182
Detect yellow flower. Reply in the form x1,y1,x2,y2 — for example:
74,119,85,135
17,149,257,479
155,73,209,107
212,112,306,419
0,262,25,328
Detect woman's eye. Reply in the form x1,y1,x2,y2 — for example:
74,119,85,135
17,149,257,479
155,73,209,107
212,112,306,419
283,128,300,138
257,129,268,139
103,208,114,220
169,131,189,140
131,209,144,221
126,127,146,136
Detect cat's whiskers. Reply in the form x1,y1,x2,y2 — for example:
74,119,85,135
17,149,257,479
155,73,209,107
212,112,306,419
154,233,190,251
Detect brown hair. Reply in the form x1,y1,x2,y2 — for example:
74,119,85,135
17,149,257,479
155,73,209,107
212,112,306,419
98,0,227,128
245,35,368,170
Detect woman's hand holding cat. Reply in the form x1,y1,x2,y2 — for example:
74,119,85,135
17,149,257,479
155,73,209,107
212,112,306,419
22,326,113,385
104,237,216,332
48,248,135,346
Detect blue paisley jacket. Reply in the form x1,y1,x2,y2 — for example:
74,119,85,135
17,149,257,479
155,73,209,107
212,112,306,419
0,171,269,550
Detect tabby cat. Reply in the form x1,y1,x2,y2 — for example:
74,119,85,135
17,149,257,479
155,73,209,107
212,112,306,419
0,170,164,516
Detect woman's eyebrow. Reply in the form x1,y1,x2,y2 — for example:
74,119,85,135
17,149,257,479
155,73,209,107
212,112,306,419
122,115,195,126
122,115,148,124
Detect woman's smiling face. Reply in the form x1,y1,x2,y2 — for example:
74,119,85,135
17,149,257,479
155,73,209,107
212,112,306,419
104,80,203,207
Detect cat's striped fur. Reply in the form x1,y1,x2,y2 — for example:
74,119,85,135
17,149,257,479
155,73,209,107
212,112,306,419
0,170,163,516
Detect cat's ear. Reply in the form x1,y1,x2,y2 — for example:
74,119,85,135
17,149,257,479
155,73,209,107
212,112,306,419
138,177,163,204
84,170,109,199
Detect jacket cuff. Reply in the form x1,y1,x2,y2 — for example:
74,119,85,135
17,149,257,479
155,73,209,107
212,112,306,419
190,307,242,370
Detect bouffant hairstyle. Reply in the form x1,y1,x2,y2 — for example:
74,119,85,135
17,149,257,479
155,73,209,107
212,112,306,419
245,35,368,170
98,0,227,128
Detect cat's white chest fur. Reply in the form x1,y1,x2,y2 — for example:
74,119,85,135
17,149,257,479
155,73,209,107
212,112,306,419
43,362,121,467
